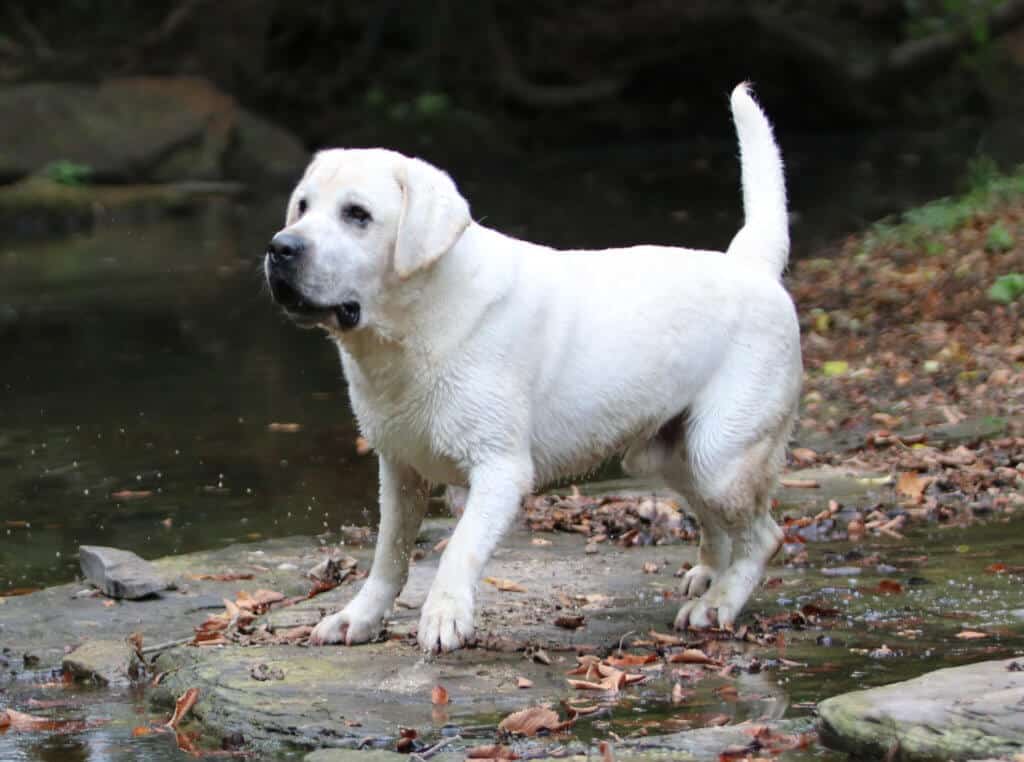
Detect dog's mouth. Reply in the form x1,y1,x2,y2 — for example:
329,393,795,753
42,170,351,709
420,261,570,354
269,278,361,331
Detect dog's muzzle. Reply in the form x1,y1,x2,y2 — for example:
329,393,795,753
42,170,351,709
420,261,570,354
265,233,361,331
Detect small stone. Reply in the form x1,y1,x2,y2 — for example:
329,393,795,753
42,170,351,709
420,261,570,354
62,639,131,685
79,545,168,599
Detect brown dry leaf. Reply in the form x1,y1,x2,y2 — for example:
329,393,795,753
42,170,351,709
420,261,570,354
642,561,660,574
0,709,103,734
112,490,153,500
606,653,658,668
790,447,817,465
467,745,520,759
986,562,1024,574
189,573,255,582
671,682,690,704
955,630,989,640
516,676,533,689
127,631,144,661
648,630,684,646
131,725,153,737
705,713,731,727
667,648,722,666
483,577,527,593
268,422,302,433
354,436,372,455
874,579,904,595
896,472,932,502
165,687,200,729
273,625,313,644
779,478,819,489
715,684,739,702
554,614,585,630
498,705,575,736
431,684,450,705
567,678,607,691
235,589,285,612
531,649,552,666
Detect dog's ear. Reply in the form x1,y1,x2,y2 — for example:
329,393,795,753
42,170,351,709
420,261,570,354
393,157,471,279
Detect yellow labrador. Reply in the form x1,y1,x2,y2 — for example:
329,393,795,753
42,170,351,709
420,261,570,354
265,84,801,653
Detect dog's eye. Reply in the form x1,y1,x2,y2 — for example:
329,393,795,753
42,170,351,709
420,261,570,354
296,198,308,217
342,203,372,227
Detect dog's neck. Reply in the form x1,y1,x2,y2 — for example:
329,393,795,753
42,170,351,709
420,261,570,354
330,223,516,378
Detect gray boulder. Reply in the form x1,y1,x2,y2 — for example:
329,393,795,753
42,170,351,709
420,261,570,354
79,545,168,599
0,77,306,185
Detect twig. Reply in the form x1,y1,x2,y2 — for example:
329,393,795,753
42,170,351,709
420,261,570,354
142,636,194,657
411,734,460,761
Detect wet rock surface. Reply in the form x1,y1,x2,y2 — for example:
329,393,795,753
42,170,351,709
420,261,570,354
2,468,1023,760
818,657,1024,761
79,545,170,600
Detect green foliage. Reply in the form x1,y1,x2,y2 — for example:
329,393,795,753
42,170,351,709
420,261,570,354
864,161,1024,252
44,160,93,187
985,223,1013,252
988,273,1024,304
364,88,451,122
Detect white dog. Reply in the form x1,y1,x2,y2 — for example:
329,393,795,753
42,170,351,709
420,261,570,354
265,84,801,653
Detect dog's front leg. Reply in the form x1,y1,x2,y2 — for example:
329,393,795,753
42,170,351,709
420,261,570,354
418,457,532,653
310,456,428,645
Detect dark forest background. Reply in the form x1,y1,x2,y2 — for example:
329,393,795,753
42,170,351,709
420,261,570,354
4,0,1024,159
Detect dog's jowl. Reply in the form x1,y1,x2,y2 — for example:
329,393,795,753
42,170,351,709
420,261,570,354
265,83,801,653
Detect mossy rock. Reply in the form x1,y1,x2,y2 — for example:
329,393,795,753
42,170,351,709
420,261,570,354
818,658,1024,760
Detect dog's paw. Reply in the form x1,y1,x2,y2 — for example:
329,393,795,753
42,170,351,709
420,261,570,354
673,594,734,631
417,591,475,653
680,564,716,598
309,605,383,646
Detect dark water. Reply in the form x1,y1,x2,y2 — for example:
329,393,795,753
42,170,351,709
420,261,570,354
1,122,1021,593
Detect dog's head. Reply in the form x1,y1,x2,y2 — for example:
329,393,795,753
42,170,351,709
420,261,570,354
265,148,471,331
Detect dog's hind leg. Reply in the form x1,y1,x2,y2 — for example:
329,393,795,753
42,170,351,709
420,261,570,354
672,408,793,631
661,456,731,600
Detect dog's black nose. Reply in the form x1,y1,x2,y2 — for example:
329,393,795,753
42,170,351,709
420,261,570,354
266,232,306,265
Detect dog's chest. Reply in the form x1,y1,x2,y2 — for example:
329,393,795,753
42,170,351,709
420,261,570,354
343,358,467,485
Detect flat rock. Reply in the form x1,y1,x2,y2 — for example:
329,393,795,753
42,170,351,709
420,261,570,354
818,657,1024,760
79,545,169,599
62,638,132,685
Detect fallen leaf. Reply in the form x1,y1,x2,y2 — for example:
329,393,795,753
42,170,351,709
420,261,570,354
671,682,690,704
131,726,153,737
530,537,552,546
498,705,575,736
955,630,989,640
267,422,302,433
188,573,255,582
780,478,820,489
111,490,153,500
554,615,585,630
606,653,658,668
0,709,104,734
431,685,449,705
790,447,817,465
516,677,533,689
896,472,932,502
667,649,722,666
873,579,904,595
165,688,200,729
483,577,527,593
467,745,520,759
705,713,731,727
354,436,371,455
642,561,660,574
985,563,1024,575
235,589,285,612
648,630,684,646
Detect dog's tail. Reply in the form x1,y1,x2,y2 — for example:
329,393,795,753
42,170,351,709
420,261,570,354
725,82,789,277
